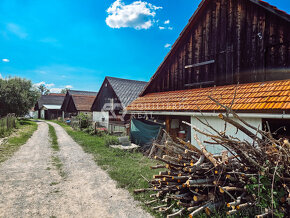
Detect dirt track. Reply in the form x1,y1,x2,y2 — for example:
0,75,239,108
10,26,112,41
0,121,151,218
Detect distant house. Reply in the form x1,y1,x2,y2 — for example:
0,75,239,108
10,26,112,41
91,76,147,131
61,90,98,118
34,93,65,120
127,0,290,150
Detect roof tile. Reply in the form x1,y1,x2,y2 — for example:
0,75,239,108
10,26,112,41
127,79,290,112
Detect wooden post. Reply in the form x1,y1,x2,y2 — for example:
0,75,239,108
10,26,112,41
165,116,170,133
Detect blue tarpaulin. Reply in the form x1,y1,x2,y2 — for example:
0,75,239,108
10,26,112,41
130,119,164,146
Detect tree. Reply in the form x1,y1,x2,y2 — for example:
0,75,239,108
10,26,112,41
38,84,50,95
0,77,40,117
60,88,70,94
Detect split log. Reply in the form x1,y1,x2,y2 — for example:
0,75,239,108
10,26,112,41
153,204,167,210
134,188,154,194
159,203,174,213
150,165,166,169
145,199,158,205
189,203,211,217
167,208,185,218
193,134,219,167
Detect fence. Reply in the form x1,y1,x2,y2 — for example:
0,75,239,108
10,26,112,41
0,114,17,137
70,115,93,130
108,123,128,135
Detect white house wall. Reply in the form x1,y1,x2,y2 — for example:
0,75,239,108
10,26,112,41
93,111,109,129
190,115,262,154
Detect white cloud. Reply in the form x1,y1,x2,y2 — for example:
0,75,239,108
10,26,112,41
105,0,162,30
6,23,28,39
34,81,73,93
46,83,55,88
0,73,3,79
158,26,173,31
164,43,171,48
34,81,54,88
50,88,63,93
34,81,46,87
2,58,10,62
164,20,170,24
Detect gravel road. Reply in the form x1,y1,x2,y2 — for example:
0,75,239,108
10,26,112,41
0,121,151,218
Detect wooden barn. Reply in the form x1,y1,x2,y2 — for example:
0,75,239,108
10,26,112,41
127,0,290,151
91,76,147,132
61,90,98,118
34,93,65,120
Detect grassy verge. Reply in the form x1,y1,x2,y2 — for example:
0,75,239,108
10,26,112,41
51,155,66,178
47,123,65,178
0,119,38,163
48,124,59,151
52,120,162,216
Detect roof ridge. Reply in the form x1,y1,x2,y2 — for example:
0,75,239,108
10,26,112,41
145,79,290,95
106,76,147,83
69,89,97,92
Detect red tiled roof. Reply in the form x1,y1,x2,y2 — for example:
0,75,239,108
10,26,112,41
48,93,65,96
72,95,96,111
127,79,290,112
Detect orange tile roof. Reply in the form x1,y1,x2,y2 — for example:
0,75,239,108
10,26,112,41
127,79,290,112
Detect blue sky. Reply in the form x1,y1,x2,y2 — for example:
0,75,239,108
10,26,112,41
0,0,289,92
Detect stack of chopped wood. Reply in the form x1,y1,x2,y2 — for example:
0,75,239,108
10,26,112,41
135,102,290,217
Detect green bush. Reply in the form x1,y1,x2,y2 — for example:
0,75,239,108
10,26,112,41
76,113,90,129
82,126,95,135
104,135,118,146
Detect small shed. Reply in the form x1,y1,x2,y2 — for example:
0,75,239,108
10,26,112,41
34,94,65,120
61,90,97,118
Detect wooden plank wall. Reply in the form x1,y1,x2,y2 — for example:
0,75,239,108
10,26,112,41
144,0,290,95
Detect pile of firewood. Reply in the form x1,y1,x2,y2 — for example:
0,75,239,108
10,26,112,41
134,101,290,217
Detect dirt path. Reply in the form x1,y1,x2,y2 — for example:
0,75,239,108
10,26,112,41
0,121,152,218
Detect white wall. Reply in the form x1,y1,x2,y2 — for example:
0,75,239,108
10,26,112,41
190,115,262,154
40,110,45,119
29,111,38,119
93,111,109,129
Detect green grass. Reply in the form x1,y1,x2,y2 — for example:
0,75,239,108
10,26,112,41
0,119,38,163
52,155,66,178
48,123,66,179
48,124,59,151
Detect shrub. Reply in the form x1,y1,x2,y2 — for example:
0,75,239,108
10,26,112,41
82,126,95,135
104,135,118,146
76,113,90,129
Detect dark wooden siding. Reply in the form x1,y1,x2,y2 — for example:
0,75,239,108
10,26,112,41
144,0,290,95
91,78,121,111
66,96,77,113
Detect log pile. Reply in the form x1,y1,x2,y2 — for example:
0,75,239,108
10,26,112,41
135,102,290,217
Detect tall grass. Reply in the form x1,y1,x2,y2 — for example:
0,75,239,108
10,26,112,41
0,120,37,163
0,115,17,137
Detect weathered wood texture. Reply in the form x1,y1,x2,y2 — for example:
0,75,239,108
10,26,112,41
143,0,290,95
91,78,121,112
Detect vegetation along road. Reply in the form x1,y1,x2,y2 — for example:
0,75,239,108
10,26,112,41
0,121,151,218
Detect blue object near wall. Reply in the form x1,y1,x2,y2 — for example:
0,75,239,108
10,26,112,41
130,119,164,146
